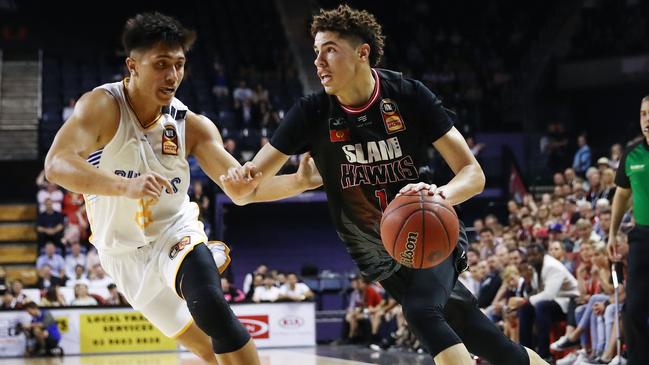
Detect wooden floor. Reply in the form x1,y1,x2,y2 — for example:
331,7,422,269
0,348,378,365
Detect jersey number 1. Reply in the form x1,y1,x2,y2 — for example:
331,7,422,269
375,189,388,212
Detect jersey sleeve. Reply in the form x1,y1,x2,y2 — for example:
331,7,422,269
414,80,455,143
615,148,631,188
270,98,314,155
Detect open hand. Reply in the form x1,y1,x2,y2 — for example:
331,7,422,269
219,162,263,199
296,152,322,190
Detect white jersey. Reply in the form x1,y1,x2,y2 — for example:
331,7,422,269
84,80,193,252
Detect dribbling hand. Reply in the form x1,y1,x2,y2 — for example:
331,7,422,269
125,171,174,200
397,182,444,198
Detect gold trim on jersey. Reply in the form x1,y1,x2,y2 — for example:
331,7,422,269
122,77,164,130
170,318,194,339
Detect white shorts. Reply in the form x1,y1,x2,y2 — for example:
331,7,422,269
98,218,230,337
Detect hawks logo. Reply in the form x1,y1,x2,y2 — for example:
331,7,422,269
162,125,178,155
380,98,406,134
169,236,191,259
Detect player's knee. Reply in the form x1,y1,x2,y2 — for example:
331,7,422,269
183,283,250,354
402,300,445,325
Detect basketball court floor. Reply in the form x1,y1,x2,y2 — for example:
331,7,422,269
0,345,437,365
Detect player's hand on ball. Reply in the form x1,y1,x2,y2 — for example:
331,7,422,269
397,182,440,197
297,152,323,190
219,162,263,198
125,172,174,200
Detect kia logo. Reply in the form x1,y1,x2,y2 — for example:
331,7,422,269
279,315,304,329
238,316,269,339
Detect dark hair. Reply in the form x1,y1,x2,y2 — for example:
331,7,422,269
479,227,494,235
310,5,385,67
24,301,38,310
122,12,196,55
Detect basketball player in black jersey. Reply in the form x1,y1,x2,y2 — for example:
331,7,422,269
222,5,548,365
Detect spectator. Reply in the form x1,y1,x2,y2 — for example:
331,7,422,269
548,240,574,273
232,80,253,106
40,286,66,307
189,181,212,237
105,283,128,306
36,182,64,213
478,227,497,260
586,167,602,204
278,273,314,302
64,242,86,279
65,265,88,288
9,280,28,309
243,264,268,295
511,243,579,359
87,265,113,290
573,133,592,176
478,259,502,309
36,200,65,248
245,273,264,302
221,278,245,303
1,291,18,309
574,218,601,252
36,243,66,278
36,264,65,291
344,277,382,343
252,274,280,303
608,143,622,170
23,302,62,356
70,282,98,306
599,168,616,203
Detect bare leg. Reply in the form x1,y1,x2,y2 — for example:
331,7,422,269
434,343,475,365
215,339,260,365
526,347,551,365
175,322,218,365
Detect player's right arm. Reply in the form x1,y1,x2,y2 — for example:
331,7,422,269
44,90,171,199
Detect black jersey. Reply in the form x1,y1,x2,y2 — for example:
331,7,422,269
271,69,454,281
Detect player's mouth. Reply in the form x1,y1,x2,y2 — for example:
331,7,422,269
318,72,332,85
160,87,176,96
643,125,649,133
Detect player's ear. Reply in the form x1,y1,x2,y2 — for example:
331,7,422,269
126,57,137,77
358,44,371,63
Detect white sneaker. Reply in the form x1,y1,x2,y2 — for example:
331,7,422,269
609,355,627,365
557,351,579,365
551,335,582,351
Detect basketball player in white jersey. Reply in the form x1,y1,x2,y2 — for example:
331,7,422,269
44,13,317,364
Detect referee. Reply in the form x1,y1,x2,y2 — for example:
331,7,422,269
608,95,649,364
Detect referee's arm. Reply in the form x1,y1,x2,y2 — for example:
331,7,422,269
607,187,632,260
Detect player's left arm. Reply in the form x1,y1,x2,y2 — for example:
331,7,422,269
432,127,485,205
185,111,251,194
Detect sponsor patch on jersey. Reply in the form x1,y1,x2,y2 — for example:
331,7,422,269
630,164,646,172
328,117,350,142
162,125,178,155
379,98,405,134
169,236,191,259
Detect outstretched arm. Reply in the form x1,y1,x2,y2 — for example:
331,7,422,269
220,143,322,205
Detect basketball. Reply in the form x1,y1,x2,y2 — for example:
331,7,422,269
380,191,459,269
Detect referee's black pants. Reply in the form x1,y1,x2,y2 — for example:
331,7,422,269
626,225,649,365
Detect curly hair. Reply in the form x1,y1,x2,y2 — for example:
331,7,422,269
122,12,196,55
310,5,385,67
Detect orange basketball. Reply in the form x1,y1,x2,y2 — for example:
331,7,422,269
380,191,459,269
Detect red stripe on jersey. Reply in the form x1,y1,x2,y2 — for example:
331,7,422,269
339,69,381,115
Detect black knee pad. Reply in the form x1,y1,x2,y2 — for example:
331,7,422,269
178,244,250,354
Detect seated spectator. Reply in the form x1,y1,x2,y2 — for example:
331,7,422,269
343,277,382,344
274,271,287,288
0,266,7,294
70,282,98,306
62,97,76,121
36,243,66,278
1,291,18,309
245,273,264,302
252,274,281,303
478,227,497,259
85,247,100,274
36,200,65,248
23,302,62,356
368,288,399,350
87,265,114,289
478,259,502,309
36,182,64,213
64,242,87,279
40,286,66,307
36,264,66,291
243,264,268,295
66,265,88,288
9,280,28,308
278,273,314,302
573,218,601,252
221,278,245,303
511,243,579,359
104,283,128,306
548,240,574,273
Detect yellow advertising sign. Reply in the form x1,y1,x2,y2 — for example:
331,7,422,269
80,312,176,353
